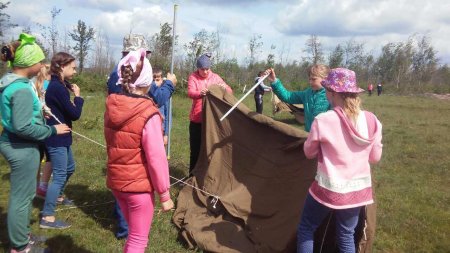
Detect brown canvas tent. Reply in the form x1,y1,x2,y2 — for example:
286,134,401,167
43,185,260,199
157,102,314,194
271,93,305,124
173,86,375,253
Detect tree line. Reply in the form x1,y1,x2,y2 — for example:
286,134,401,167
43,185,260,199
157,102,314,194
1,3,449,94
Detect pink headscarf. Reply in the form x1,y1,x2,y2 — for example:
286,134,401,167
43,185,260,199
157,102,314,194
117,48,152,89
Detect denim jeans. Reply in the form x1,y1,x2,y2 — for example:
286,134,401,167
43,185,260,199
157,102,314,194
114,200,129,238
42,146,75,216
297,193,361,253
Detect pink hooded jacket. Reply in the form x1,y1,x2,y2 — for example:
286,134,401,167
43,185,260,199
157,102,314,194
303,107,383,209
187,70,232,123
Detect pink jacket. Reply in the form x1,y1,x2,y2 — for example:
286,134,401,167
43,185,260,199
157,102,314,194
303,107,383,209
187,70,232,123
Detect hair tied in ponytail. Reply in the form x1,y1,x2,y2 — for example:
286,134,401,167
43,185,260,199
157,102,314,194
1,45,13,62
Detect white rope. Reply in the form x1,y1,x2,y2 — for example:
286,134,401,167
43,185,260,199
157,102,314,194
55,200,115,212
49,112,221,204
49,112,106,148
170,175,188,186
169,175,220,200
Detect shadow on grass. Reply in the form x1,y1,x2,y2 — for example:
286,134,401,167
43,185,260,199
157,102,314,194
46,234,93,253
0,206,9,252
1,172,9,181
62,184,116,237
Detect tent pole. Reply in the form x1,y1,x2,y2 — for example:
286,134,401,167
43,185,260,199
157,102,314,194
220,74,269,121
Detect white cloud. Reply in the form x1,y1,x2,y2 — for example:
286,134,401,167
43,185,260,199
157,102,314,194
91,6,171,52
4,0,450,64
272,0,450,63
66,0,126,12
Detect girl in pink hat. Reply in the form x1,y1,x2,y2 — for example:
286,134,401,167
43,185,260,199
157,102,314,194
298,68,383,253
104,48,174,253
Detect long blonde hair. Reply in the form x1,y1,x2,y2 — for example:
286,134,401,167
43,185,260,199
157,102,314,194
35,64,50,98
339,92,362,124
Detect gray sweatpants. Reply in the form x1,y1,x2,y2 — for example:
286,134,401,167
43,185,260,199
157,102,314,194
0,140,40,250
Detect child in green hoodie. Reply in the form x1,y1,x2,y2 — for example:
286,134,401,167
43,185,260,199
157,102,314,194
0,33,70,253
263,65,330,132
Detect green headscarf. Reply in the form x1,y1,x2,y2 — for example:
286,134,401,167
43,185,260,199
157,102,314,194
11,33,45,68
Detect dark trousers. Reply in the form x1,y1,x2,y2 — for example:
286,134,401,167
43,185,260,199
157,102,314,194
189,122,202,174
254,94,263,113
114,200,128,239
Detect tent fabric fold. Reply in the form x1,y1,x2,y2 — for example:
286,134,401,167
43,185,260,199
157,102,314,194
173,86,375,253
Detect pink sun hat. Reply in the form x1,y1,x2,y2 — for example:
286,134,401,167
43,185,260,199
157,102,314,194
321,68,365,93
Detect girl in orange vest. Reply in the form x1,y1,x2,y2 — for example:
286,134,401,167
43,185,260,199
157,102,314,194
104,48,174,253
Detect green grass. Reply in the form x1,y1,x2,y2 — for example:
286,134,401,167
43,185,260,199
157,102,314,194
0,91,449,252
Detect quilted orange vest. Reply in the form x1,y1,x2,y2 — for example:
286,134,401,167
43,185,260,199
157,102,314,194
104,93,161,193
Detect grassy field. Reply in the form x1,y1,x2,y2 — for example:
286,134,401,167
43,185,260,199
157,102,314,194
0,90,449,253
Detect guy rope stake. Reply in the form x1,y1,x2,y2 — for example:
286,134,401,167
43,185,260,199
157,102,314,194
220,74,269,121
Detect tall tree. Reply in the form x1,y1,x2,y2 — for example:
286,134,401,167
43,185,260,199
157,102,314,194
303,34,324,65
149,22,173,70
248,33,263,68
184,29,219,71
69,20,95,73
374,42,396,83
266,44,276,67
49,7,62,58
393,39,414,89
412,35,438,86
91,28,113,76
0,1,17,38
328,44,344,68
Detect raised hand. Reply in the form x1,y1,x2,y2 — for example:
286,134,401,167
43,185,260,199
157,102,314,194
166,73,177,86
71,83,81,97
263,68,276,83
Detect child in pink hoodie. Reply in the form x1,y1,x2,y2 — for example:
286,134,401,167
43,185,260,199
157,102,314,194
298,68,383,253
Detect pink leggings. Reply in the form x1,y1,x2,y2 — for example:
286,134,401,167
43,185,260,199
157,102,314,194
113,190,155,253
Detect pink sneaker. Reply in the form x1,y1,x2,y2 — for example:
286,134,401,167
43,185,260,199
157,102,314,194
35,188,47,200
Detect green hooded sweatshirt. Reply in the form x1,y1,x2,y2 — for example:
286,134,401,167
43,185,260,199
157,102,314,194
0,73,56,142
271,78,330,132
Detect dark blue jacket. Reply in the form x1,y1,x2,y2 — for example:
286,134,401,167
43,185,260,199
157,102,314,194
148,80,175,134
45,75,84,147
107,64,122,95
